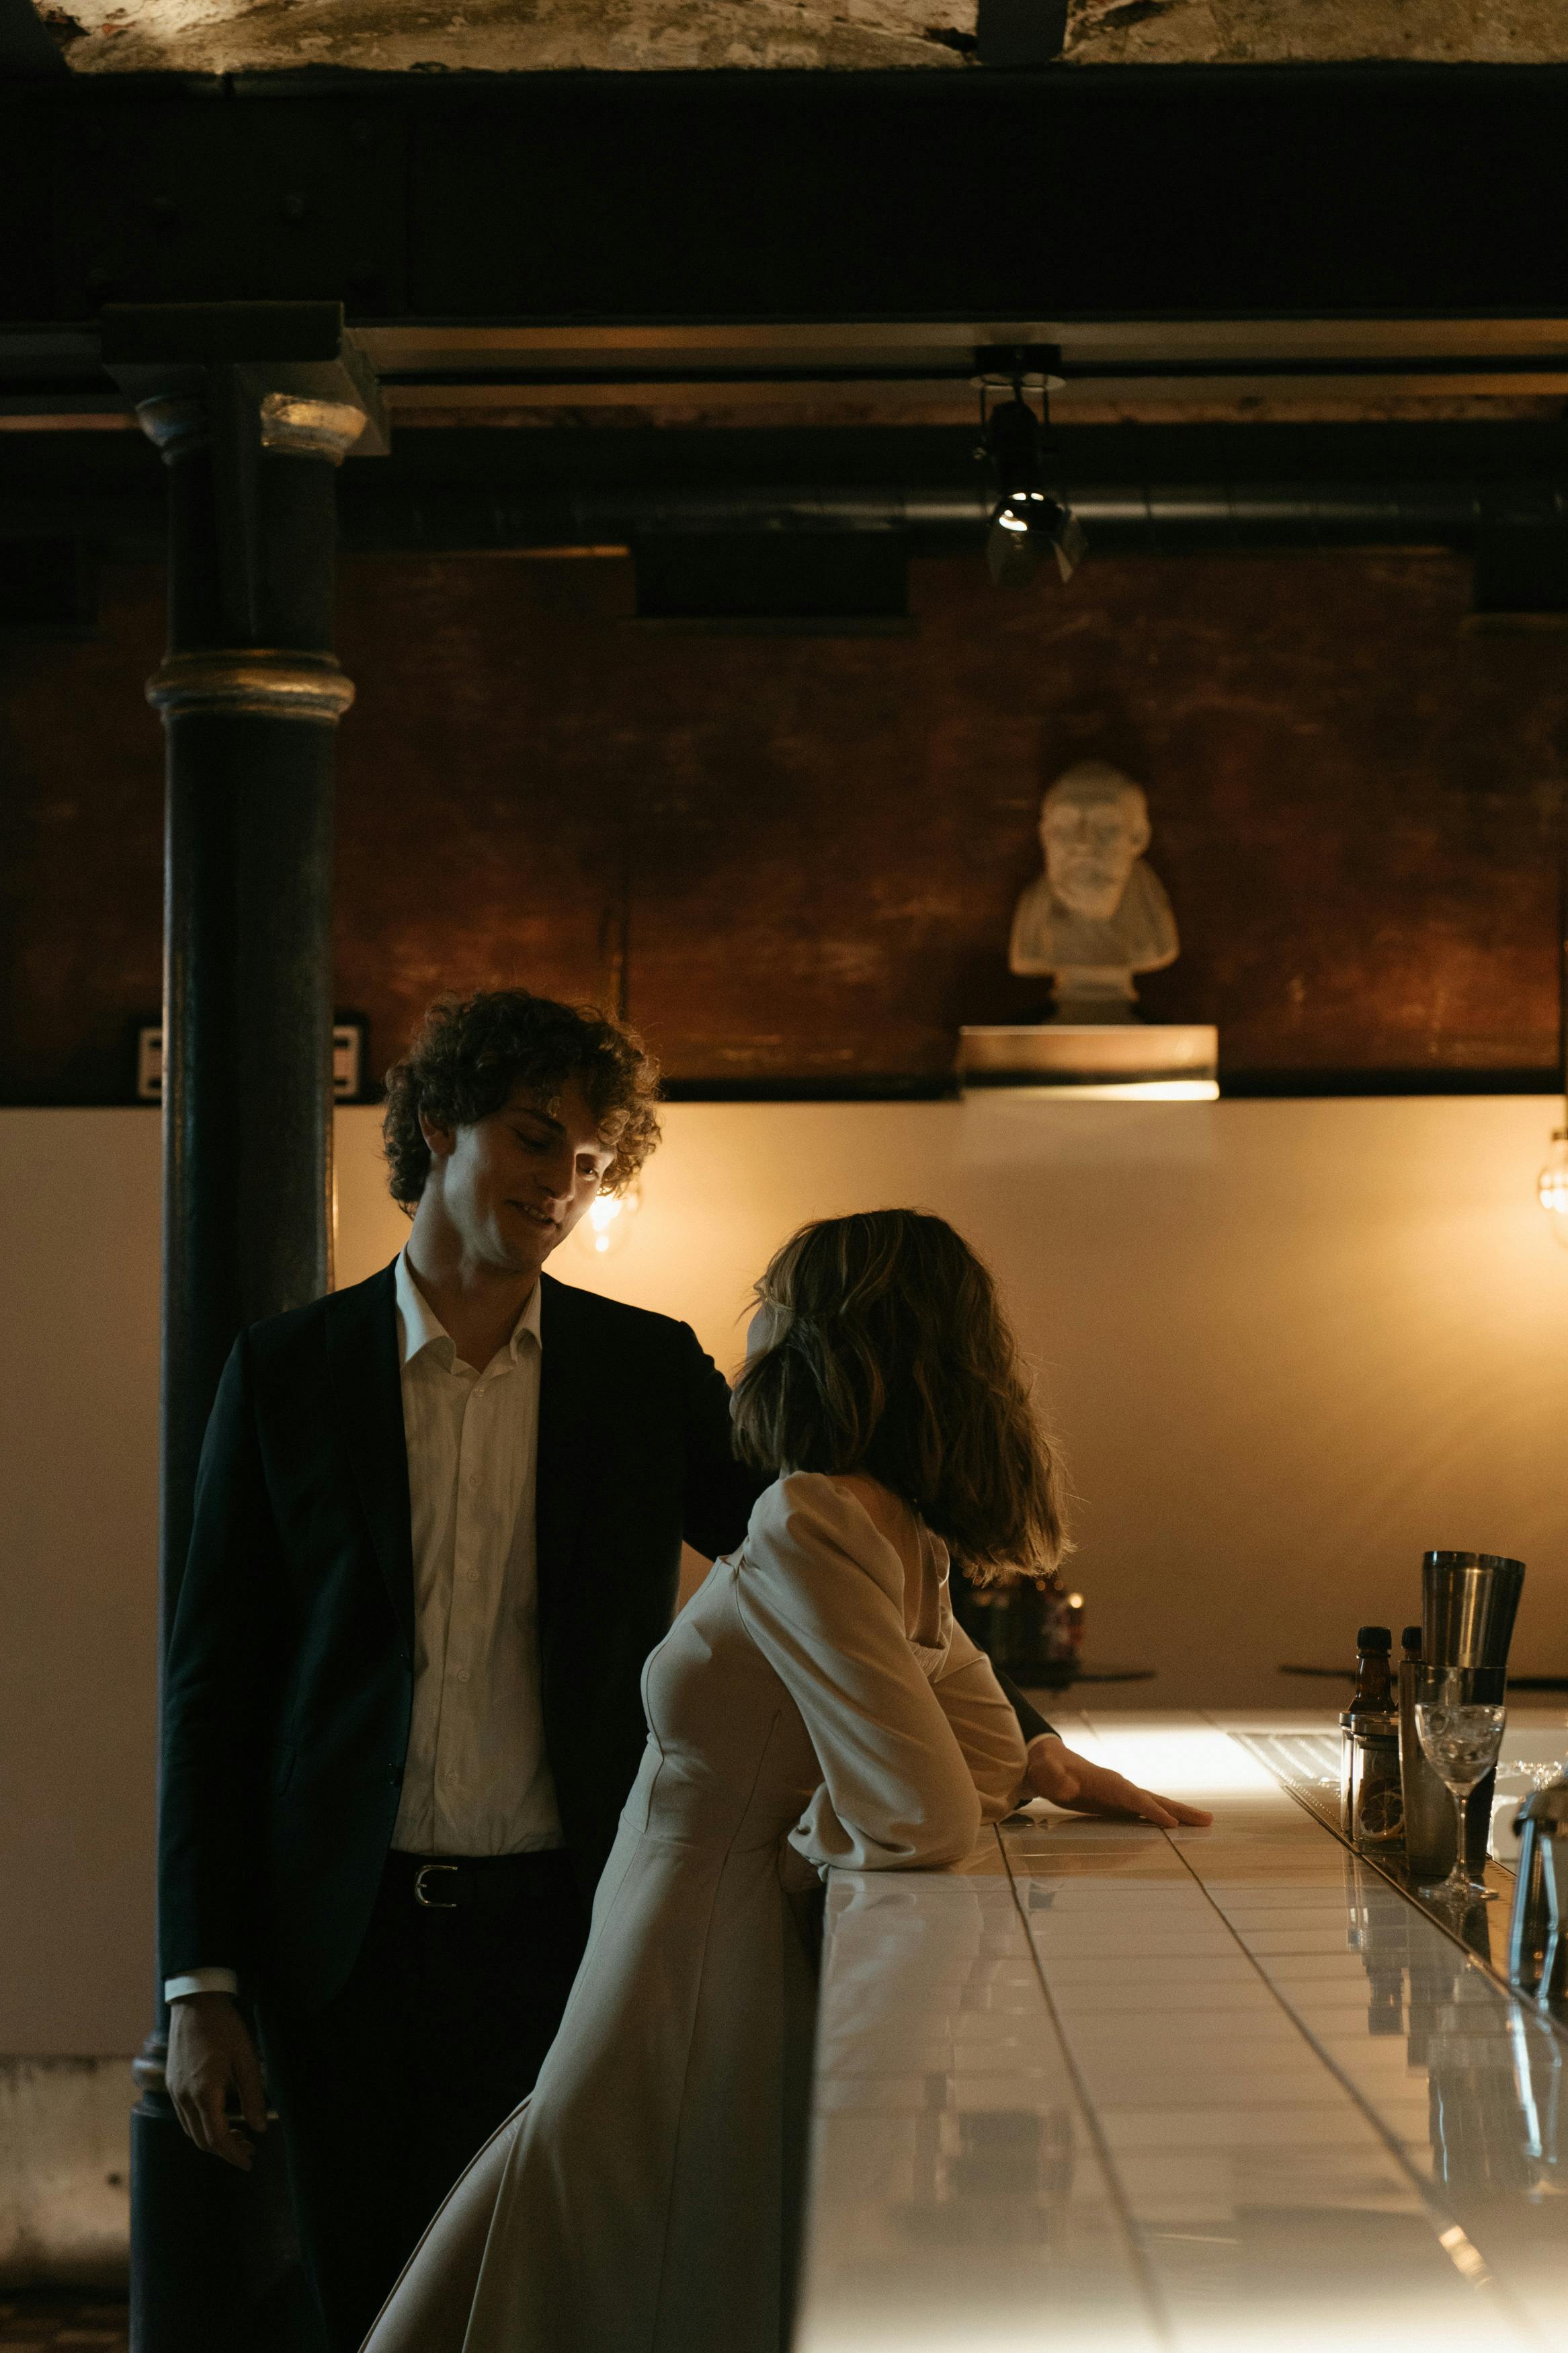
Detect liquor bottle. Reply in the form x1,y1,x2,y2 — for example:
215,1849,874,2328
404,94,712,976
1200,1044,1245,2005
1342,1626,1402,1847
1401,1625,1422,1665
1348,1626,1394,1716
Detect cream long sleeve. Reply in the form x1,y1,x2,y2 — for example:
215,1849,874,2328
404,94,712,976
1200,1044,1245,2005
734,1472,1026,1876
926,1615,1032,1822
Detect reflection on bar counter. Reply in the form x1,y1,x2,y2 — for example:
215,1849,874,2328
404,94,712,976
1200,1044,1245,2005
796,1710,1568,2353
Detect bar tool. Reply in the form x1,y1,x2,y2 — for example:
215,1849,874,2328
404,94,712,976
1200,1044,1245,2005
1422,1550,1525,1672
1507,1773,1568,2006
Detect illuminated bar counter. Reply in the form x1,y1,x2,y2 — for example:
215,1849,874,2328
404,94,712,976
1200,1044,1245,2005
794,1710,1568,2353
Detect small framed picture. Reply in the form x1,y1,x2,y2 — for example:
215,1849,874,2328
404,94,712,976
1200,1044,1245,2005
135,1026,163,1103
333,1016,368,1103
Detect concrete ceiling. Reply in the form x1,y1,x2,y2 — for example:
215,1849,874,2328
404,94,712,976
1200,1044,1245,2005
40,0,1568,75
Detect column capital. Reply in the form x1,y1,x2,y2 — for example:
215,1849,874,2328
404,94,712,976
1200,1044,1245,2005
101,301,388,459
101,302,384,654
135,387,374,465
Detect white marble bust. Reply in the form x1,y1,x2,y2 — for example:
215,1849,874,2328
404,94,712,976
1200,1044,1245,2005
1009,762,1179,1019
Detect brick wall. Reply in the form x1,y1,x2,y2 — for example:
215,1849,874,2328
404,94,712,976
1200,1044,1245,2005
2,547,1562,1103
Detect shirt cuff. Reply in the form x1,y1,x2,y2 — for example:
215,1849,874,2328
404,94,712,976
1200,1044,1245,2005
165,1968,240,2001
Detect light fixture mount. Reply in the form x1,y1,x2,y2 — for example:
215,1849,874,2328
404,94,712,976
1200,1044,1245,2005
972,342,1066,393
977,364,1086,588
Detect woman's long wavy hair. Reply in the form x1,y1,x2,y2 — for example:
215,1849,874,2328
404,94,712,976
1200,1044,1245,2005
730,1209,1069,1583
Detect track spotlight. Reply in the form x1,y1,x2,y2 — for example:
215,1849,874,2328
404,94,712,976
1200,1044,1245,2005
981,383,1085,590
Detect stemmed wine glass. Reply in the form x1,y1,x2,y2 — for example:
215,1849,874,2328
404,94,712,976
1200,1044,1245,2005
1414,1665,1508,1905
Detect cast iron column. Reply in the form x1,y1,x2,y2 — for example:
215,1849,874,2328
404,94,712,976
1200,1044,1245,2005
103,303,385,2353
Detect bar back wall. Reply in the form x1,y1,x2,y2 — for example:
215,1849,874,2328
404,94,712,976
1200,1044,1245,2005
5,1094,1565,2062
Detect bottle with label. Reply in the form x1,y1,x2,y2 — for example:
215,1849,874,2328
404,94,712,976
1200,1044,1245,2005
1349,1626,1394,1716
1341,1626,1403,1849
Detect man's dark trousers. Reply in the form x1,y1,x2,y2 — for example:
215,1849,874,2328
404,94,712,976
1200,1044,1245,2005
259,1851,586,2352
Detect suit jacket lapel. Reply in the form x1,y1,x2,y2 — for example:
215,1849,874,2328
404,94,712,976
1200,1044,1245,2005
536,1273,597,1634
326,1264,416,1659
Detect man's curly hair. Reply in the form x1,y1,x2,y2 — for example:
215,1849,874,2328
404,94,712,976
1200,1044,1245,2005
382,990,661,1211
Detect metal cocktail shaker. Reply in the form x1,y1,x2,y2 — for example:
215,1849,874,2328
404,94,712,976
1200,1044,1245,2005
1422,1551,1525,1673
1399,1552,1524,1882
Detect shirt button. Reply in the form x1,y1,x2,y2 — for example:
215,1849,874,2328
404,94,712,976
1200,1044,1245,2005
446,1767,460,1783
454,1668,470,1683
464,1570,479,1585
466,1472,479,1490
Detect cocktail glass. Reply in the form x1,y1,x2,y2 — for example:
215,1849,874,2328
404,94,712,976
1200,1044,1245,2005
1415,1666,1508,1906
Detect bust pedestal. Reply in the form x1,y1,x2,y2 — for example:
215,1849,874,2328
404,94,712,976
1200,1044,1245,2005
958,1022,1219,1096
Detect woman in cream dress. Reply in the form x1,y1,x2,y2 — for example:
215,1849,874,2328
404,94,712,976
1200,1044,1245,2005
363,1209,1067,2353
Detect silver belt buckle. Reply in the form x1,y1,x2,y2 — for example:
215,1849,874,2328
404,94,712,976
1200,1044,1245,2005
413,1862,460,1910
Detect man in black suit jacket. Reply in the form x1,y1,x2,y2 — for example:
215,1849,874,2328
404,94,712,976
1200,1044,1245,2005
161,988,1202,2351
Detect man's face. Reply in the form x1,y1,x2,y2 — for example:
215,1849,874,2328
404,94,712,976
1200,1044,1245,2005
422,1076,616,1279
1040,791,1146,922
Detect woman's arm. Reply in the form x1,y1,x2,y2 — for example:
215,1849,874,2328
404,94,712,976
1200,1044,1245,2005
1020,1737,1214,1829
934,1624,1215,1831
928,1622,1032,1820
735,1475,983,1875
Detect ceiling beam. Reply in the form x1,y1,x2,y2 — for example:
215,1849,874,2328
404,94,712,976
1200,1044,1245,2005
1,67,1567,384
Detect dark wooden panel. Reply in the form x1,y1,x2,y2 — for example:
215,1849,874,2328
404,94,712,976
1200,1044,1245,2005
1,545,1562,1105
3,68,1568,327
48,98,408,316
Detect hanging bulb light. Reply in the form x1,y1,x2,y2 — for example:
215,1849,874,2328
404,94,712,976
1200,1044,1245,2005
577,1180,641,1261
1542,813,1568,1248
981,378,1086,590
1541,1131,1568,1248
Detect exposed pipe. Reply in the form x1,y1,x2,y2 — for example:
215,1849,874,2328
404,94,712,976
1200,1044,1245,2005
335,477,1568,558
3,469,1567,565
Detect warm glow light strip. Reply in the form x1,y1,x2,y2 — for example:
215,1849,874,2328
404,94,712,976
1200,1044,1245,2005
971,1080,1221,1102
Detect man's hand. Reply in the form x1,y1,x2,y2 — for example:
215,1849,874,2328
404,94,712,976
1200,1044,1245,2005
1024,1735,1214,1831
167,1993,270,2170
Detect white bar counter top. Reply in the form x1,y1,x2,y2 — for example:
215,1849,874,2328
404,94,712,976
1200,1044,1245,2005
795,1708,1568,2353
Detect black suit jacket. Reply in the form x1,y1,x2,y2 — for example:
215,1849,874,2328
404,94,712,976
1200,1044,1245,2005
159,1263,763,2015
159,1260,1055,2017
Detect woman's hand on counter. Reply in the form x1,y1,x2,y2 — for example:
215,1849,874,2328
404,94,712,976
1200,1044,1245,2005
1023,1735,1214,1829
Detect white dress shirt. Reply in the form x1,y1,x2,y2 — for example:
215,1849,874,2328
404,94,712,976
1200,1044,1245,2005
390,1248,562,1857
165,1251,561,2001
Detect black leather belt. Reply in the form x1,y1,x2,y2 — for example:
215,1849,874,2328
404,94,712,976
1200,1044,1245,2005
386,1849,571,1913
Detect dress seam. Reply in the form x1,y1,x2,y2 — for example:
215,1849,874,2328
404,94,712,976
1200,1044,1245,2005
647,1567,786,2353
